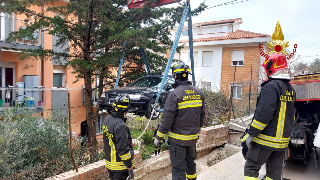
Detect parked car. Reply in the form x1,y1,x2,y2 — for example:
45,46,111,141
99,75,175,119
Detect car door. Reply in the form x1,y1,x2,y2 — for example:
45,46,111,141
159,78,175,108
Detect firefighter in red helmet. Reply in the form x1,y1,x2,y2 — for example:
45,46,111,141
154,61,206,180
242,52,296,180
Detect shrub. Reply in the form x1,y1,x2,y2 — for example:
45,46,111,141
0,107,91,179
201,89,229,127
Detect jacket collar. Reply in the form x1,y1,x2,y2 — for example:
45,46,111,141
172,80,191,89
110,111,127,123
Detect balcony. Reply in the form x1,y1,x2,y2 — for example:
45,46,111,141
83,88,98,107
0,86,45,114
0,14,42,50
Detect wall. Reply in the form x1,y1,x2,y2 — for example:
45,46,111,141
180,45,223,91
220,43,261,96
47,125,229,180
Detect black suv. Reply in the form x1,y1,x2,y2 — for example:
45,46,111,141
98,75,175,119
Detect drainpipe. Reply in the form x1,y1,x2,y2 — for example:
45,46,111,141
40,2,45,115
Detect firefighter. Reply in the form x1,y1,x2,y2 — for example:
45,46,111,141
102,94,134,180
242,53,296,180
154,61,206,180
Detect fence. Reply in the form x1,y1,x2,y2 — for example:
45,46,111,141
231,92,258,119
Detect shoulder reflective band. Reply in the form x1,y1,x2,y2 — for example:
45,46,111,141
113,103,128,108
251,119,267,131
169,132,199,140
157,131,165,138
105,159,135,171
178,100,202,109
186,173,197,179
173,68,191,73
119,151,131,161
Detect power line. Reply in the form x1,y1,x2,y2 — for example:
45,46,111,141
206,0,249,10
296,44,320,46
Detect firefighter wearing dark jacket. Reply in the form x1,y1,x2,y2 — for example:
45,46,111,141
242,52,296,180
102,94,134,180
154,61,206,180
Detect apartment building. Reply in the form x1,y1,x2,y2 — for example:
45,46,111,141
0,1,102,139
172,18,271,100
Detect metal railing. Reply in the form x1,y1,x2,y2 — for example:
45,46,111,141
0,86,45,110
0,15,42,46
82,88,99,106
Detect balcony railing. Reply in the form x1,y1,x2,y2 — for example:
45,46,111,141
82,89,99,106
0,15,42,46
0,86,45,113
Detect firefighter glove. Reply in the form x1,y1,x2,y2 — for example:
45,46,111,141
154,138,161,147
246,135,253,149
128,168,134,180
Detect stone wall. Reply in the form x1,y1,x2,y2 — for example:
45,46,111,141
47,124,229,180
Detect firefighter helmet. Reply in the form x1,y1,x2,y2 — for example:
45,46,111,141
171,61,191,78
112,94,130,112
262,53,288,77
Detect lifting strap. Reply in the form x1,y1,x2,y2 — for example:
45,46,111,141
155,1,195,104
115,40,127,89
140,47,152,75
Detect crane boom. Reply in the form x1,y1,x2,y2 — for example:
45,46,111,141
128,0,181,9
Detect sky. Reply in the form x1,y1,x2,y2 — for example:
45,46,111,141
165,0,320,64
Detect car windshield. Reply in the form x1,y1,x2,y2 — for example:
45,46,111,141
127,76,163,87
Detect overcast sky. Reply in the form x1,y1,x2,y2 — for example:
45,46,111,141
166,0,320,64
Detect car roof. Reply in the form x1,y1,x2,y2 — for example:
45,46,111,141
142,75,174,78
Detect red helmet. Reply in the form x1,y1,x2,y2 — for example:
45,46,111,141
262,53,288,77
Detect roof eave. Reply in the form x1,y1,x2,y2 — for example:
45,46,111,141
179,37,272,46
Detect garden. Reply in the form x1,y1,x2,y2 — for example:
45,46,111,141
0,89,230,179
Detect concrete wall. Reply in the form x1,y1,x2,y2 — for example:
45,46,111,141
47,125,229,180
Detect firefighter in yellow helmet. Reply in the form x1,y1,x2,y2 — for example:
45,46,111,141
242,53,296,180
154,61,206,180
102,94,134,180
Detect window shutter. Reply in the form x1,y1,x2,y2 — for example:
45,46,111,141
232,50,244,66
202,51,213,66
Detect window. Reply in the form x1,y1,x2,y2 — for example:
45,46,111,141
202,51,213,67
53,65,66,88
53,73,63,87
202,82,211,91
231,84,242,99
231,50,244,66
188,52,198,67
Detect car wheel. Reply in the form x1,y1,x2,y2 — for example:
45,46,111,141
145,98,160,120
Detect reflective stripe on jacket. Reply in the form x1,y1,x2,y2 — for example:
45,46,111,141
243,79,295,151
156,81,206,146
102,113,135,172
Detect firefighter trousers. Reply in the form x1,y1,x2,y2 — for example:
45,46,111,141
244,145,284,180
108,170,128,180
169,142,197,180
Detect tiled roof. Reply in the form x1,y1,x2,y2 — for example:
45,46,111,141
194,18,242,26
181,30,270,43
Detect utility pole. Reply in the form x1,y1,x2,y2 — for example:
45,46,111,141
248,65,252,115
228,61,237,121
